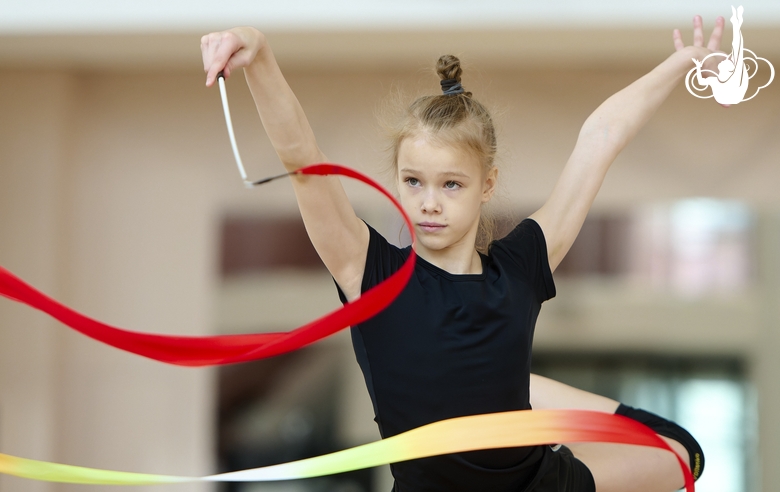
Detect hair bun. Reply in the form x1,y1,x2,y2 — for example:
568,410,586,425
436,55,463,82
436,55,470,96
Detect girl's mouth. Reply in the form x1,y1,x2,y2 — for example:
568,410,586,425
418,222,446,233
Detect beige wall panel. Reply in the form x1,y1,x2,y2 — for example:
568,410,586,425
52,73,219,490
0,71,76,492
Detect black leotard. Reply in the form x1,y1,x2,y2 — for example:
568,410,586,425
337,218,556,491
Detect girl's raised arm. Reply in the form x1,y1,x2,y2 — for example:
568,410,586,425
202,28,369,300
530,15,725,272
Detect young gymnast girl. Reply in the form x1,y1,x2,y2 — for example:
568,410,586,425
201,14,724,492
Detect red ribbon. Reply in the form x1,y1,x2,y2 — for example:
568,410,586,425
0,163,697,489
0,164,415,366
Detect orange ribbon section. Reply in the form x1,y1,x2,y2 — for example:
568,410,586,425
0,410,693,490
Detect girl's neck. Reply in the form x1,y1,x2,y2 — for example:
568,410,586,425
416,243,483,275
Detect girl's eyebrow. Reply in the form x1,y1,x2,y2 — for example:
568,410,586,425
399,168,470,179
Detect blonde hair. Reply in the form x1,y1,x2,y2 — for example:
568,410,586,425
386,55,498,253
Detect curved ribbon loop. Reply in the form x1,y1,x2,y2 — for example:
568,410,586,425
0,164,415,366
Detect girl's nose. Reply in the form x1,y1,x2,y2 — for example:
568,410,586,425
421,190,441,214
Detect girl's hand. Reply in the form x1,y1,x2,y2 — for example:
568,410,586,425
673,14,731,107
201,27,266,87
672,15,725,73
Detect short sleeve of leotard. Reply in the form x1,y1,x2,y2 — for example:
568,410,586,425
336,219,553,304
489,218,556,303
335,223,407,304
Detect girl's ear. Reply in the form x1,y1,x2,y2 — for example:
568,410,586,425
482,167,498,203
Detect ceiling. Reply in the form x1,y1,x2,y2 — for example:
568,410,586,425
0,1,777,71
3,0,780,33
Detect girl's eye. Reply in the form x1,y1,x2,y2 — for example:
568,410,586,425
406,177,420,187
444,181,461,190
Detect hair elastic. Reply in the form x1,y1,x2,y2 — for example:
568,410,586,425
440,78,465,96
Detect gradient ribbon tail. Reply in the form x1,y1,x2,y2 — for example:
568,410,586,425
0,410,694,491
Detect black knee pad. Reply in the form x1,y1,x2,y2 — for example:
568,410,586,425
616,403,704,481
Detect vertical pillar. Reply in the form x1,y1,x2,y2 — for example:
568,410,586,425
53,72,216,492
0,71,76,492
754,210,780,492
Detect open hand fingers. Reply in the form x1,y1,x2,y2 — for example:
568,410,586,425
673,16,704,50
672,29,685,51
707,16,725,52
673,14,727,56
692,15,704,47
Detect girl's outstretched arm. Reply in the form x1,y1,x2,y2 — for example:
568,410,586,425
202,28,368,300
530,15,725,272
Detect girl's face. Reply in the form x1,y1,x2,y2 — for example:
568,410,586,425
396,134,496,256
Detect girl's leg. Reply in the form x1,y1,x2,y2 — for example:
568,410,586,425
564,440,689,492
529,373,620,414
530,374,695,492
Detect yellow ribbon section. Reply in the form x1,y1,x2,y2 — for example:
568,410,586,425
0,410,694,490
0,453,189,485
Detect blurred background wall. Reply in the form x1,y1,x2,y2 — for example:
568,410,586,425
0,1,778,491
